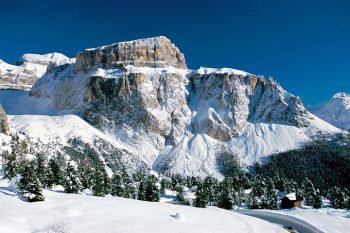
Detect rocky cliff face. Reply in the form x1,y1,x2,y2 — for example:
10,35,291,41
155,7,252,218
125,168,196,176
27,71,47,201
0,53,73,90
0,105,9,134
28,36,340,177
76,36,186,72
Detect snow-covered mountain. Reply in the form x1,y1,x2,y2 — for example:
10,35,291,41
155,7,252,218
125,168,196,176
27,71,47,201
0,53,74,90
309,93,350,130
0,36,341,177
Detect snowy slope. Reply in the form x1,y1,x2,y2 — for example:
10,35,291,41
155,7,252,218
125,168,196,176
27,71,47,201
264,208,350,233
0,53,73,90
309,93,350,130
0,179,286,233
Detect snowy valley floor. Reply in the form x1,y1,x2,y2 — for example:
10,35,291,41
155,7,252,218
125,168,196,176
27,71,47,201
0,179,286,233
259,207,350,233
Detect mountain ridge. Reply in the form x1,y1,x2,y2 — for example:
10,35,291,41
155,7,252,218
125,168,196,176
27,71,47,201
0,36,342,177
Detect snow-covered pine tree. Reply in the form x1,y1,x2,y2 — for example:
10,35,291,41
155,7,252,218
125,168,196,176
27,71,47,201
92,167,110,197
64,163,82,193
18,161,45,202
137,179,146,201
302,178,317,206
329,187,347,209
247,191,261,209
203,176,219,206
145,175,159,202
2,150,19,179
175,185,185,204
265,179,278,210
313,189,322,209
194,182,208,208
44,158,63,188
160,177,171,195
35,153,46,184
217,180,235,210
111,173,124,197
78,161,94,190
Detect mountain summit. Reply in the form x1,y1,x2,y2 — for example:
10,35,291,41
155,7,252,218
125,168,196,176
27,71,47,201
0,36,341,177
309,93,350,130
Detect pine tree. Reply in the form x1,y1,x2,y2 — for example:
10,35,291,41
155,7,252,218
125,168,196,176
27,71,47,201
313,189,322,209
265,179,278,210
194,182,208,208
63,163,81,193
2,150,19,179
204,176,219,206
137,179,147,201
111,173,124,197
35,153,46,183
175,185,185,204
92,167,110,197
248,192,261,209
44,158,63,188
303,178,317,207
145,175,159,202
217,181,235,210
18,161,45,202
329,187,347,209
78,161,94,190
160,178,171,195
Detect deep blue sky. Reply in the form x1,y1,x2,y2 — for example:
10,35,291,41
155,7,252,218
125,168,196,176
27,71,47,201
1,0,349,105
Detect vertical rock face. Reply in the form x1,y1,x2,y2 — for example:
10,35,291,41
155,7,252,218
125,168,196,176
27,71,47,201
75,36,187,71
83,67,191,153
0,105,9,134
187,68,311,142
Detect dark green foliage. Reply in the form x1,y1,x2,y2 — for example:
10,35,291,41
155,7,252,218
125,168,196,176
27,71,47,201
78,161,94,189
160,178,172,195
111,173,124,197
329,187,347,209
194,182,208,208
257,138,350,193
203,176,219,205
302,178,317,206
175,185,185,204
18,161,45,202
313,189,322,209
145,175,159,202
44,158,64,188
35,153,46,183
64,163,82,193
217,180,235,210
216,149,241,177
170,174,183,190
92,167,110,197
264,179,278,210
137,179,146,201
2,150,19,179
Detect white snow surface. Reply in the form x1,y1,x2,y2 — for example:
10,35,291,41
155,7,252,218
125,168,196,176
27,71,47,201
17,53,74,66
0,53,73,90
196,66,250,76
264,208,350,233
309,92,350,130
0,179,286,233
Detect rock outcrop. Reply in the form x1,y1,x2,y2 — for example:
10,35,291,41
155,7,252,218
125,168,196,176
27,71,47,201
0,105,9,134
0,53,73,90
75,36,187,71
